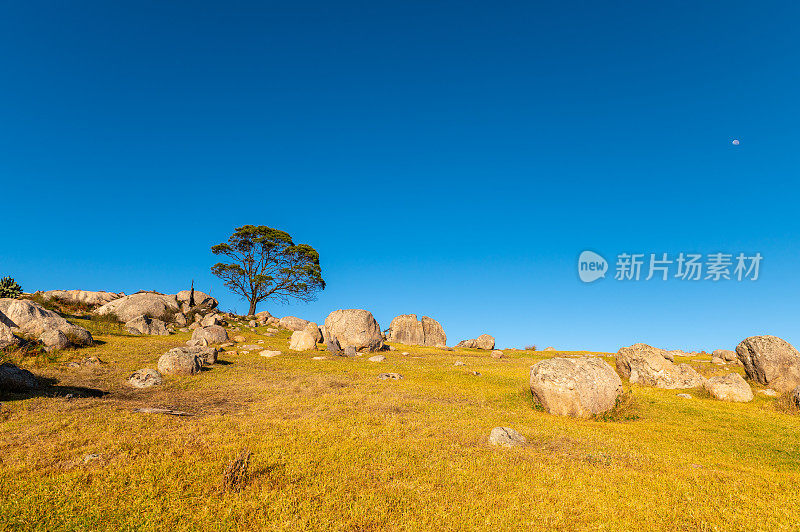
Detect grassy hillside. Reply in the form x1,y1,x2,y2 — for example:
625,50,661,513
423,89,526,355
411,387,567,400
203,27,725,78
1,321,799,531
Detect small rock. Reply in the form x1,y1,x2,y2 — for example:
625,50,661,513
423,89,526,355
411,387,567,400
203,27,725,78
377,373,402,380
344,346,357,357
83,454,102,464
312,356,326,360
491,350,504,359
187,338,208,347
128,368,163,388
704,373,754,402
157,352,201,376
488,427,526,447
368,355,386,362
289,330,316,351
401,351,409,356
40,329,70,352
758,389,779,397
248,320,257,327
470,371,481,376
454,361,465,366
260,350,281,358
677,393,692,399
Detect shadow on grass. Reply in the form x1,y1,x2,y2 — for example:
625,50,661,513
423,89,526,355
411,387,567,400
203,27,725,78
1,375,108,402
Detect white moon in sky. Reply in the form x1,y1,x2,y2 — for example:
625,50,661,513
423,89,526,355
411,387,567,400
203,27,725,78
732,139,740,145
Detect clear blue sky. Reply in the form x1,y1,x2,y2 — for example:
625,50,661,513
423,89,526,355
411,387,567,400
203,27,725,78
2,1,799,352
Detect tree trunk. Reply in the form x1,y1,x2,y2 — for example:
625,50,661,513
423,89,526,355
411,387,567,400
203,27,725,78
248,299,257,316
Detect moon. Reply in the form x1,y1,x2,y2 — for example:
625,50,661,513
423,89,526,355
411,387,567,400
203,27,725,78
732,139,740,145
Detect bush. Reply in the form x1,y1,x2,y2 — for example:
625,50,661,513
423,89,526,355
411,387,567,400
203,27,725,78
0,277,22,298
593,390,641,422
525,345,538,351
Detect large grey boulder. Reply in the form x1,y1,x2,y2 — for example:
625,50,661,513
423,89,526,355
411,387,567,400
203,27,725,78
176,290,218,311
289,330,316,351
615,343,705,389
40,329,69,352
530,356,623,417
279,316,310,331
0,299,92,347
323,309,383,352
125,315,169,336
303,321,322,343
456,334,495,350
386,314,447,347
38,290,123,308
157,352,201,376
736,335,800,393
0,362,39,392
169,345,218,365
703,373,753,402
191,325,228,345
94,292,179,323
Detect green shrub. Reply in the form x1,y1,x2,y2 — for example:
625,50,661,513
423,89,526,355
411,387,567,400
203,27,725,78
0,277,22,298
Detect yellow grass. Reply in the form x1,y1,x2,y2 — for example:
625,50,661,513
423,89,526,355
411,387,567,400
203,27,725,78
1,322,799,531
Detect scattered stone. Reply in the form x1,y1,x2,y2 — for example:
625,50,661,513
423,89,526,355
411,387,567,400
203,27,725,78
736,335,800,393
401,351,409,356
133,407,193,416
157,352,201,376
488,427,526,447
711,356,725,365
325,336,342,355
260,350,281,358
368,355,386,362
758,389,779,397
676,393,692,399
344,346,357,357
188,322,201,331
713,349,738,363
543,347,556,352
289,330,316,351
0,362,38,392
220,342,234,348
312,356,326,360
187,337,209,347
456,334,495,350
530,356,623,417
704,373,753,402
248,320,257,328
173,312,188,327
83,453,102,464
454,361,465,366
191,325,229,345
0,321,20,349
615,344,705,389
377,373,402,380
233,335,246,343
128,369,163,388
469,371,481,376
491,350,504,359
125,315,169,336
201,314,224,327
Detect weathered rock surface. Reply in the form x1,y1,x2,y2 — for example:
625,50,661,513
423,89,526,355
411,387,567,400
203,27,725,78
325,336,342,354
279,316,310,331
713,349,738,363
488,427,526,447
491,350,504,359
736,335,800,393
289,330,316,351
128,368,163,388
303,322,322,343
704,373,753,402
157,352,201,376
791,386,800,408
40,329,69,352
385,314,447,347
615,344,705,389
191,325,229,345
368,355,386,362
530,356,623,417
94,292,179,323
456,334,495,350
0,299,92,347
323,309,383,352
176,290,218,311
39,289,123,307
0,321,19,349
0,362,38,392
170,345,218,365
377,373,402,380
125,315,169,336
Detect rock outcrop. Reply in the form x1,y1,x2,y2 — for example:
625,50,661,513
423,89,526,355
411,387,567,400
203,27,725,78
38,290,123,308
94,292,180,323
125,315,169,336
0,299,92,347
191,325,229,345
279,316,310,331
615,343,705,389
323,309,383,352
456,334,495,350
128,369,163,388
735,335,800,393
385,314,447,347
529,356,623,417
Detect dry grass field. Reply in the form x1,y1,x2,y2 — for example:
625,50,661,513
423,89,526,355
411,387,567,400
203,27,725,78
1,319,799,531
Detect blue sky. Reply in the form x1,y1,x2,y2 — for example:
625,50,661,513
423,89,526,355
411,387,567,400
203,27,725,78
2,1,799,351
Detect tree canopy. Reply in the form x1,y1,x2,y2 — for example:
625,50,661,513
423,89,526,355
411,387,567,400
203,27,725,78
211,225,325,315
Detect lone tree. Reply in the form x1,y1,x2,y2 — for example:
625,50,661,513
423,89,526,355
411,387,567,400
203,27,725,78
211,225,325,315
